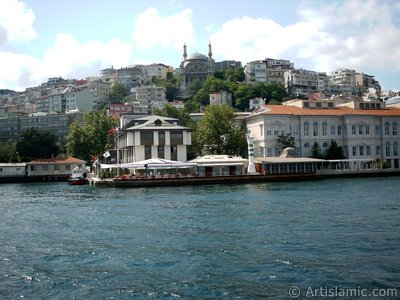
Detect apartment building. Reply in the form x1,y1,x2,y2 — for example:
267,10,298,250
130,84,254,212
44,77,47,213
0,112,84,145
284,68,318,96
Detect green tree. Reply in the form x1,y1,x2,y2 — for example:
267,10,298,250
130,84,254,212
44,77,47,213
234,83,255,111
151,72,181,101
66,123,93,162
109,83,127,104
324,140,345,159
193,104,246,156
67,110,118,161
16,128,61,161
189,79,203,98
0,141,19,163
192,77,232,106
310,141,323,159
277,133,296,149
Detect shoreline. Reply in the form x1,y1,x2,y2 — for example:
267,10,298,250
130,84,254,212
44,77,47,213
90,169,400,188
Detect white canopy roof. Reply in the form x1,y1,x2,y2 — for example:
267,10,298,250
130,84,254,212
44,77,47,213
100,158,197,169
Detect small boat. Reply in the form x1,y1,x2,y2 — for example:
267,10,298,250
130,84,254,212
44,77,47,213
68,172,88,185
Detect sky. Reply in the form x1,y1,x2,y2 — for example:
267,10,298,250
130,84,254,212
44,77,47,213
1,0,400,92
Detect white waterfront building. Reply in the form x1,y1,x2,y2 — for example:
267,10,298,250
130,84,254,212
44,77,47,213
245,99,400,169
117,115,192,163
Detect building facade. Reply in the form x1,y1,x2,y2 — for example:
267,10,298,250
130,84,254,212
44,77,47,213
245,99,400,169
0,112,84,145
179,43,214,94
117,115,192,163
284,68,318,97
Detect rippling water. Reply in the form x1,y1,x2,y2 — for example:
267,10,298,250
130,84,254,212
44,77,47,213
0,177,399,299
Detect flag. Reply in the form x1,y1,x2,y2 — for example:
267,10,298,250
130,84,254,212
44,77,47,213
103,151,111,158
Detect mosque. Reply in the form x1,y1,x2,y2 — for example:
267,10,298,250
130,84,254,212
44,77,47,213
179,42,214,96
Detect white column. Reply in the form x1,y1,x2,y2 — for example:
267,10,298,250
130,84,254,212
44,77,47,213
246,132,256,173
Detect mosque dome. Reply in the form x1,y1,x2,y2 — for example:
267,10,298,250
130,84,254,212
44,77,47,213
186,53,208,61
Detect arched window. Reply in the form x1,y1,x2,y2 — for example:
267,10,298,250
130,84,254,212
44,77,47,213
322,122,327,136
304,122,309,136
393,122,397,135
385,122,390,135
313,122,318,136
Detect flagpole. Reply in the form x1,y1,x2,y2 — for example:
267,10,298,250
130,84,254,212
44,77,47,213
116,127,120,177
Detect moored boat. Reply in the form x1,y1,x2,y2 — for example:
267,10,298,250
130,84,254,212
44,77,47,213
68,172,88,185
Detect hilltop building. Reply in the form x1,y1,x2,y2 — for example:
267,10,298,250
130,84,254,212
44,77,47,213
179,42,214,96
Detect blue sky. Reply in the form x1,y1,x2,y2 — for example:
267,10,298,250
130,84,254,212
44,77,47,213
1,0,399,91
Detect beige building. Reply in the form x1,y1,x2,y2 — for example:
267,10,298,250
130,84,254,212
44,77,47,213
209,90,232,106
245,99,400,169
26,157,86,177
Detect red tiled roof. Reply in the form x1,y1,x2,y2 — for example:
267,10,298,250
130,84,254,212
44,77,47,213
250,105,400,117
27,157,86,165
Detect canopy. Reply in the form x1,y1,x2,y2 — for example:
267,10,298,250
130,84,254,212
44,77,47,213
99,158,197,169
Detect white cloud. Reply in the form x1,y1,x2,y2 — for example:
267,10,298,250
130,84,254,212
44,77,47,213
131,7,194,50
41,33,132,79
211,0,400,75
0,34,132,91
0,0,37,46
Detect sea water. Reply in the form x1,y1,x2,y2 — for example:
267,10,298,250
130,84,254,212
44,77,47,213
0,177,399,299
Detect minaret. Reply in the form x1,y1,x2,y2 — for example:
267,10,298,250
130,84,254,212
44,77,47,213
208,41,213,74
183,43,187,61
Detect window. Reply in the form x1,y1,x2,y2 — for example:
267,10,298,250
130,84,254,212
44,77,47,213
359,146,364,156
274,130,279,136
304,122,309,136
159,132,165,145
365,125,370,135
375,125,380,135
65,165,71,171
366,145,371,156
394,141,398,156
170,131,183,144
393,122,398,135
358,124,363,135
331,125,335,136
352,146,357,156
322,122,327,136
386,141,391,156
157,146,165,159
267,130,272,136
304,142,310,148
313,122,318,136
293,125,299,136
274,148,280,156
352,125,356,135
141,132,154,145
54,165,60,171
337,125,342,136
267,148,273,157
376,145,381,156
323,142,328,148
171,145,177,160
385,122,390,135
145,145,152,159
